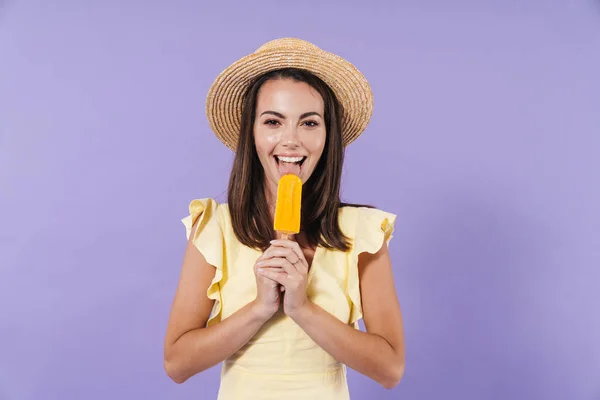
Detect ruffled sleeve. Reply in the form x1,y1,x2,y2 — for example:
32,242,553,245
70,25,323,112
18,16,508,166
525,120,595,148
181,198,225,327
347,207,397,327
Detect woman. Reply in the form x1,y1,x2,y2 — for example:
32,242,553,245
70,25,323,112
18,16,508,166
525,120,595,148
164,38,405,399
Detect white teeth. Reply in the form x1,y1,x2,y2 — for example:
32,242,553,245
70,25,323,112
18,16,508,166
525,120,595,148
276,156,304,163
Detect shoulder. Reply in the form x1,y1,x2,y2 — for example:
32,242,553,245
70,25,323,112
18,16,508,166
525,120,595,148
181,198,231,239
338,204,397,255
338,204,396,237
340,204,397,326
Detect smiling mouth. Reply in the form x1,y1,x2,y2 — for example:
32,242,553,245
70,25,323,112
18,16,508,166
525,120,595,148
275,155,306,165
274,155,306,176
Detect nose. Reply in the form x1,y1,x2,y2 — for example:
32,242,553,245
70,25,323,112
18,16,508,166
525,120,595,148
280,123,300,147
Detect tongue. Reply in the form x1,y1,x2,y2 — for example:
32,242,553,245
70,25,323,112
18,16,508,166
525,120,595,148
278,161,301,176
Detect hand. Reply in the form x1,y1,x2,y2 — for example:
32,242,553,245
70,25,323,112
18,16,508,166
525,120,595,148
257,239,310,317
252,251,282,321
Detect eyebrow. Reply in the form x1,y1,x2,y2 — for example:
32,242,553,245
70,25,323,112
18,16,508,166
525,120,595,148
260,111,323,119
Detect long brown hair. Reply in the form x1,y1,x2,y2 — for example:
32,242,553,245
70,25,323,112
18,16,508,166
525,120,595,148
227,68,370,252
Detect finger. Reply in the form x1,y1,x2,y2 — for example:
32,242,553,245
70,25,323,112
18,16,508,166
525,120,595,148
254,246,282,270
258,246,276,261
269,239,305,261
260,247,288,260
259,244,291,262
257,258,299,277
269,240,308,273
258,269,288,285
255,262,282,284
262,247,302,266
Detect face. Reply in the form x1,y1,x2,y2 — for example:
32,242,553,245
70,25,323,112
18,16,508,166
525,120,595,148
253,78,327,192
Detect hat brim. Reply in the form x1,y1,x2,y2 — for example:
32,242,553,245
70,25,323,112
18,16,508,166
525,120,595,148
206,42,374,151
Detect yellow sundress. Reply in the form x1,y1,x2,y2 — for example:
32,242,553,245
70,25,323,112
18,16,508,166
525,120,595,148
181,198,395,400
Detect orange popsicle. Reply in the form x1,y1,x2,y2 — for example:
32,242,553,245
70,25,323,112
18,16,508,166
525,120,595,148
274,174,302,239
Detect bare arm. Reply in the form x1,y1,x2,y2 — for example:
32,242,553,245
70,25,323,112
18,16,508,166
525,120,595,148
163,224,276,383
288,242,405,389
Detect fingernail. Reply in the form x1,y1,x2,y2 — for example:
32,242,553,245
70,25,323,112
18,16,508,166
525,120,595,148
256,261,263,266
257,268,263,273
269,240,275,244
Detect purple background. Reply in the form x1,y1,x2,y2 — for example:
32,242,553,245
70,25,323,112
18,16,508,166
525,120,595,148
1,1,599,399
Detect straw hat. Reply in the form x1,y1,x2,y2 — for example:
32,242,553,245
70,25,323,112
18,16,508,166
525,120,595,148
206,38,374,151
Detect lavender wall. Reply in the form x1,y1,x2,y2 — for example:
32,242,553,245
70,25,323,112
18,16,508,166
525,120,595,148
1,1,599,399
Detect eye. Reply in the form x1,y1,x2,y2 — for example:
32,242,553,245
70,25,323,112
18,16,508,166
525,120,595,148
264,119,280,126
302,120,319,127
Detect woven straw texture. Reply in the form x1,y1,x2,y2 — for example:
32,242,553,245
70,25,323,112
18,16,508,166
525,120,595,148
206,38,374,151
